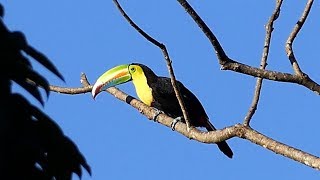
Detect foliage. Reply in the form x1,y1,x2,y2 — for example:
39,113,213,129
0,4,90,179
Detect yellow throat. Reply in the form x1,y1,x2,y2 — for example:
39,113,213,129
130,66,154,106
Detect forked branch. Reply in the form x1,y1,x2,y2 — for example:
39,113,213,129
176,0,320,94
244,0,283,126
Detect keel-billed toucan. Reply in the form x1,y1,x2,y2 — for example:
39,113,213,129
92,63,233,158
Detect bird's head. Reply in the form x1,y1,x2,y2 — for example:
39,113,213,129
91,63,155,99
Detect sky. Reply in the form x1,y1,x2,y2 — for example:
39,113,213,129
2,1,320,179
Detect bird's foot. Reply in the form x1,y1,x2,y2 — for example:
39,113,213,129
152,108,163,122
171,117,183,131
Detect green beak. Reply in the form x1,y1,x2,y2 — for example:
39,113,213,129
92,64,131,99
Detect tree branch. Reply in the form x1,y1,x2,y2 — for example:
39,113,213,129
177,0,229,64
176,0,320,95
241,126,320,170
48,0,320,171
285,0,314,75
113,0,192,130
244,0,283,126
49,74,320,170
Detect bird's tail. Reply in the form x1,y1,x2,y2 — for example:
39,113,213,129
205,120,233,158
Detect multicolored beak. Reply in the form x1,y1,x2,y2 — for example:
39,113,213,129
92,64,132,99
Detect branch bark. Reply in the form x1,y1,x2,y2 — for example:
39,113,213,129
48,76,320,170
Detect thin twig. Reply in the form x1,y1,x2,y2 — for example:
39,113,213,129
112,0,192,130
244,0,283,126
80,72,90,87
285,0,314,75
48,74,320,170
50,85,91,95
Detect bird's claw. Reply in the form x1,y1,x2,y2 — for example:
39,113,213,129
152,108,163,122
171,117,183,131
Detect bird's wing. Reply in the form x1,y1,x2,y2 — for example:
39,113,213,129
150,77,182,117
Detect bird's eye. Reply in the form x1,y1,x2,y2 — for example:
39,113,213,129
130,67,136,72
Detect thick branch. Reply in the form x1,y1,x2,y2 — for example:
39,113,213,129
49,76,320,170
177,0,320,95
285,0,314,75
113,0,192,130
244,0,283,126
241,126,320,170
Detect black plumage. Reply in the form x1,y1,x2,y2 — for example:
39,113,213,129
134,63,233,158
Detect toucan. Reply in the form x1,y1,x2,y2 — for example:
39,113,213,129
91,63,233,158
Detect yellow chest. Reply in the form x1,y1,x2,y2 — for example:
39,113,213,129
132,76,153,106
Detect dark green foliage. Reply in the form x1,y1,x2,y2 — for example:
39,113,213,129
0,4,91,179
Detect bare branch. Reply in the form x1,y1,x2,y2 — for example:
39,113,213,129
222,60,320,94
50,85,91,95
244,0,283,126
285,0,314,75
241,126,320,170
48,74,320,170
113,0,192,130
177,0,229,64
176,0,320,95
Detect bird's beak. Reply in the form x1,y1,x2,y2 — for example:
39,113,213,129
91,64,132,99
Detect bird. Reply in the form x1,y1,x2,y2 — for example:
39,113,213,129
91,63,233,158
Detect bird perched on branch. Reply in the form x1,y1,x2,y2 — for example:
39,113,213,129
91,63,233,158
